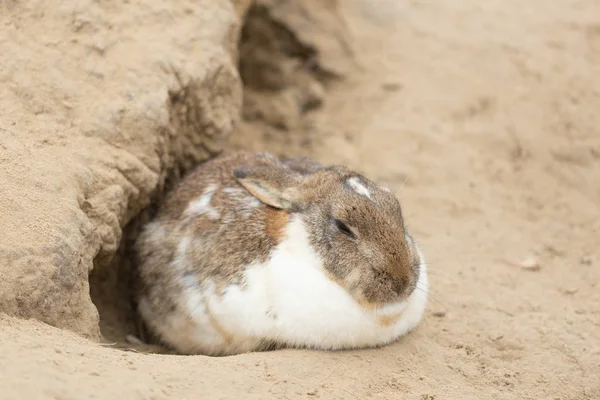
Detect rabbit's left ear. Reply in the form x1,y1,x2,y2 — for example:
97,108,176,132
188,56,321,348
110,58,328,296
234,166,303,210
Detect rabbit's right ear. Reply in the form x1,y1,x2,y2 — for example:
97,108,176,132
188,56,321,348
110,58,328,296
234,166,303,210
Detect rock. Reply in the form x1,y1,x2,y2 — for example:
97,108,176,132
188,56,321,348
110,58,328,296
0,0,247,338
580,255,592,265
519,257,541,271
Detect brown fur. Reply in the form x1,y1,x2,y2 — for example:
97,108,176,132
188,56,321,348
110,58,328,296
135,151,421,345
285,165,421,305
134,152,291,339
265,208,288,243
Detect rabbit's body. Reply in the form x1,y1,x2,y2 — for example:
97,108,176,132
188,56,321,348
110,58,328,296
135,152,428,356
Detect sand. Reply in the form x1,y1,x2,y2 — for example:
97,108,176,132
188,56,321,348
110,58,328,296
2,0,600,399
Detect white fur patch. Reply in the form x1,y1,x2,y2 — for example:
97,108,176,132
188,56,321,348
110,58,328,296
185,184,220,220
142,221,166,242
151,216,428,355
347,177,373,200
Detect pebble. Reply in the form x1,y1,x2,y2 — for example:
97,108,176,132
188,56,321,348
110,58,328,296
382,82,403,91
580,255,592,265
520,257,541,271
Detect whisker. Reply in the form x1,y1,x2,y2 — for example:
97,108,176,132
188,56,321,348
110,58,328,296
422,266,458,280
416,283,447,301
413,286,437,304
414,285,453,310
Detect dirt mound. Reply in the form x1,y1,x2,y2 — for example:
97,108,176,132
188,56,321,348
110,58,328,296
0,0,245,338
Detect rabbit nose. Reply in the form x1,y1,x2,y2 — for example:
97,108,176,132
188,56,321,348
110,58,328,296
391,276,410,296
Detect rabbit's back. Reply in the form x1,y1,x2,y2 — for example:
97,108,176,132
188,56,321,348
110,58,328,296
134,152,291,353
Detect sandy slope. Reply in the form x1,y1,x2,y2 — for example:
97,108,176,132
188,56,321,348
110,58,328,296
2,0,600,399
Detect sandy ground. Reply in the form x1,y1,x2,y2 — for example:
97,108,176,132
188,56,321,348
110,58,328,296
2,0,600,399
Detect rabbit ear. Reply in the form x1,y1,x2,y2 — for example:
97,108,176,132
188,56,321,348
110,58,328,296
234,166,303,210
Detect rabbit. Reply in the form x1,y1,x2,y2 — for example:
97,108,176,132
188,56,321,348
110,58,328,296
134,151,428,356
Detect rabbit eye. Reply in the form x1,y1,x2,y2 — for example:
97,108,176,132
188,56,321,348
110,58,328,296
334,219,355,239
